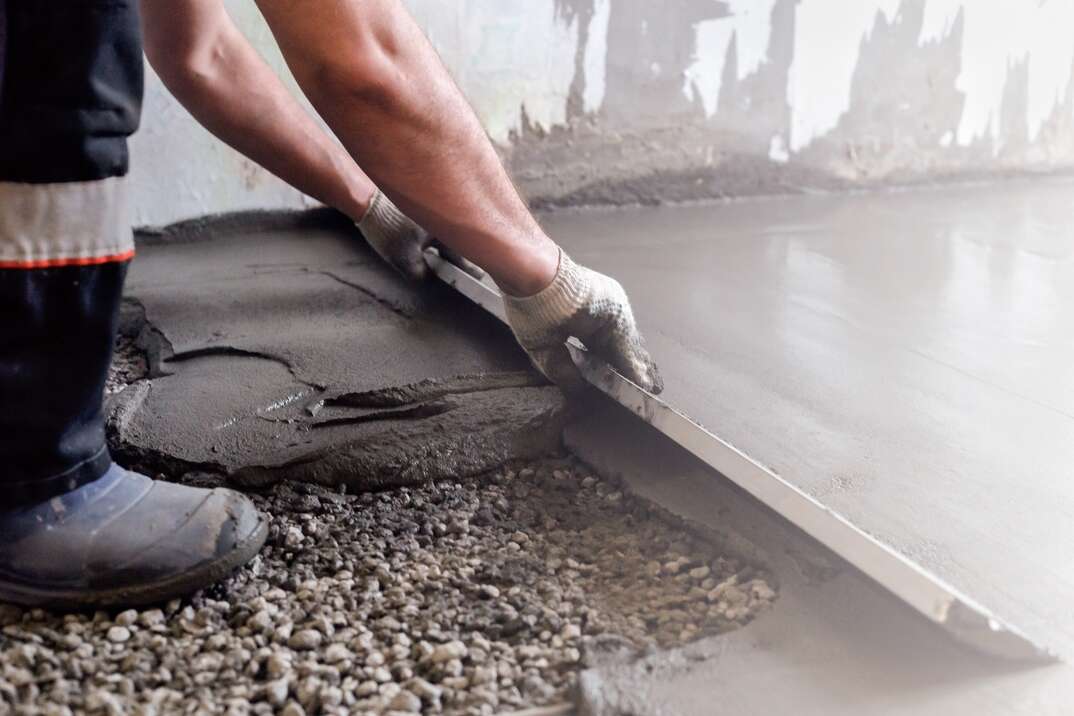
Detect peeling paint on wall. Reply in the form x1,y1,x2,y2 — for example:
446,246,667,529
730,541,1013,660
730,0,779,80
410,0,579,143
683,0,779,118
787,0,901,152
683,0,777,119
919,0,1074,149
583,0,612,113
683,19,733,118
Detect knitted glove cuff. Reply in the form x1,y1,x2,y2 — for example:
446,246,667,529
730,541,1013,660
502,249,589,331
357,189,411,244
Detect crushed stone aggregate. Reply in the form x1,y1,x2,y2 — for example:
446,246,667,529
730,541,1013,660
0,332,778,714
0,460,775,714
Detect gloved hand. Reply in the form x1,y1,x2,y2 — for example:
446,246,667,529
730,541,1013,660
357,189,483,281
503,249,663,394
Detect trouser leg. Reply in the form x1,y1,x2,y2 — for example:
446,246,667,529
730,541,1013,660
0,0,142,508
0,3,268,609
0,1,143,183
0,228,130,505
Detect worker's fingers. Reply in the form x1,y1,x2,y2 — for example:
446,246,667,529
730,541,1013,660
355,191,436,282
528,342,588,394
584,313,664,394
357,223,430,282
430,240,486,280
574,275,664,394
503,251,660,395
385,236,432,282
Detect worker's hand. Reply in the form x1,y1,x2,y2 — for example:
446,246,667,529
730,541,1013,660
503,249,663,395
357,189,483,282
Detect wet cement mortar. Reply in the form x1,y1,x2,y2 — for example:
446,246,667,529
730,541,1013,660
0,313,776,716
104,335,148,398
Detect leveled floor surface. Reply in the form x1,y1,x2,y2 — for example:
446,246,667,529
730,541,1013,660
541,178,1074,659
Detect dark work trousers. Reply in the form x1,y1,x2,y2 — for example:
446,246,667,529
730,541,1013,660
0,1,144,508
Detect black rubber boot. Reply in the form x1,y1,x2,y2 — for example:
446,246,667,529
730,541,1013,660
0,260,268,609
0,260,269,609
0,464,267,610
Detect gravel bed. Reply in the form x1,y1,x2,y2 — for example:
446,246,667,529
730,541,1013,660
0,460,775,715
1,337,777,713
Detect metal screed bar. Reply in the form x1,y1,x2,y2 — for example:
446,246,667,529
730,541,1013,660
426,249,1053,662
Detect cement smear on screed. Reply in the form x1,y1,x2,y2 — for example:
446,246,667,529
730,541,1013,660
109,214,566,490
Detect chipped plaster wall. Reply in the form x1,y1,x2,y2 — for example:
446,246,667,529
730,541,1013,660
131,0,1074,225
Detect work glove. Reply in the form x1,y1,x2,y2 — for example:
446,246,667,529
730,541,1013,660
503,249,664,395
357,189,482,281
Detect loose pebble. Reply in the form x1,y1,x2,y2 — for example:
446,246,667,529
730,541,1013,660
106,626,130,643
389,689,422,712
287,629,322,651
114,610,138,627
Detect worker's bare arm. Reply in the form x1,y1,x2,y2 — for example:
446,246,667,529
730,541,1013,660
254,0,662,393
253,0,559,297
139,0,376,222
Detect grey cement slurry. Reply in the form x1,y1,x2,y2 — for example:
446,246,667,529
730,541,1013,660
531,179,1074,661
436,179,1074,661
429,253,1044,660
565,399,1074,716
112,218,565,492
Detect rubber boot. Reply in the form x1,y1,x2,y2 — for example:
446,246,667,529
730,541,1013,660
0,259,270,610
0,465,267,610
0,257,271,610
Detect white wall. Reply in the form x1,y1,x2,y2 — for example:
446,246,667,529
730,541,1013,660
130,0,586,226
130,1,314,227
131,0,1074,226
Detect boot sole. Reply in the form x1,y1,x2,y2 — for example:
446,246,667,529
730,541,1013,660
0,517,269,611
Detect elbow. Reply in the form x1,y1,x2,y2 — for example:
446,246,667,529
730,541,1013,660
145,36,224,97
301,32,407,112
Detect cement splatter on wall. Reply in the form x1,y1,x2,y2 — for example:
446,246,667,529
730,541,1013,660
786,0,902,152
683,0,779,119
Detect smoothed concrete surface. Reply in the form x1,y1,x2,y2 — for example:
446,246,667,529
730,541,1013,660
544,178,1074,659
566,397,1074,716
112,216,565,489
431,236,1043,659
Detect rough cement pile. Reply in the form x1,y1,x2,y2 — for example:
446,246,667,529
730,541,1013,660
0,459,775,715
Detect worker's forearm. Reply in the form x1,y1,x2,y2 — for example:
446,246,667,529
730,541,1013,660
141,2,376,222
255,0,558,296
